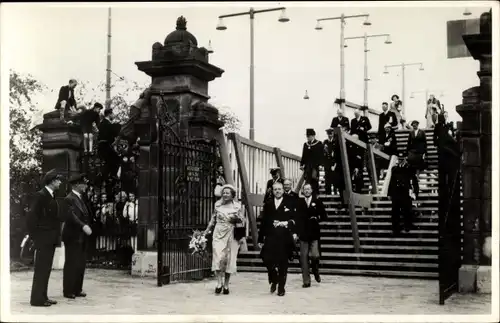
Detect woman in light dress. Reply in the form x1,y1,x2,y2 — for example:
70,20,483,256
390,94,403,129
204,184,245,295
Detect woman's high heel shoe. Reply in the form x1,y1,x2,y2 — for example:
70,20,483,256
215,287,222,294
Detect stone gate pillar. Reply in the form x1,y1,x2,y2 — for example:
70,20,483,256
36,110,83,269
131,16,224,277
457,10,492,294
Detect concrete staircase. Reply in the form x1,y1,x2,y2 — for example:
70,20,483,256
237,129,462,279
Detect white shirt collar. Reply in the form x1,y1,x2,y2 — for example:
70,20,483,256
274,197,283,208
72,190,82,199
305,196,312,206
45,186,54,198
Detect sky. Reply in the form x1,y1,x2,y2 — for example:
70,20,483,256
1,2,494,155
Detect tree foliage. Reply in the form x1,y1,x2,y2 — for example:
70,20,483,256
218,106,242,133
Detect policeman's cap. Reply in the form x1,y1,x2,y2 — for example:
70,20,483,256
325,128,334,134
42,169,64,186
270,167,281,175
411,120,419,126
68,173,87,185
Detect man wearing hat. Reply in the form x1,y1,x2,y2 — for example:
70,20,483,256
406,120,427,200
300,129,324,197
62,174,93,299
78,102,104,153
388,158,414,235
264,168,284,203
322,128,337,195
26,169,64,307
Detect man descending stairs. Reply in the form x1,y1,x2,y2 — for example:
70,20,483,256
237,129,462,279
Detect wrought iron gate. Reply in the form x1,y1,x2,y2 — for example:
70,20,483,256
156,110,217,286
436,121,462,305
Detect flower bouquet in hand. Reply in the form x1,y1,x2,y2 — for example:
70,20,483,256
188,230,209,259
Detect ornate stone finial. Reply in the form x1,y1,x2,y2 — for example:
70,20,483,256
176,16,187,31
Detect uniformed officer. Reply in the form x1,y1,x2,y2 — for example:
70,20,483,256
300,129,324,197
322,128,336,195
27,169,64,307
387,158,414,235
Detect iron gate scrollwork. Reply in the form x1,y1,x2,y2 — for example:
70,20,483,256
435,116,463,305
156,96,217,286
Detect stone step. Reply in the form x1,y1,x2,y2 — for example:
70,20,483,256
236,265,439,279
237,257,438,270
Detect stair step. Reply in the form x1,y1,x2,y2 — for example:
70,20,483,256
237,257,438,269
236,266,439,279
239,251,438,260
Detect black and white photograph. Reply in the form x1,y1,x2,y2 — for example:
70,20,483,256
0,1,498,322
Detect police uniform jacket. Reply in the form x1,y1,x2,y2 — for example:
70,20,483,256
388,165,412,199
323,138,336,167
26,187,63,248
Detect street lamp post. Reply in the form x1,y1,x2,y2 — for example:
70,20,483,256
383,62,424,117
216,7,290,141
344,33,392,115
315,14,371,113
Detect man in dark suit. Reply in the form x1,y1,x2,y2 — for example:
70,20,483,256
330,109,350,131
263,168,284,203
98,108,122,183
388,158,414,236
258,182,297,297
378,102,398,143
300,129,324,197
350,108,372,143
348,135,365,193
26,169,64,307
294,183,327,288
62,174,93,299
55,79,78,122
322,128,336,195
283,179,299,207
406,120,427,200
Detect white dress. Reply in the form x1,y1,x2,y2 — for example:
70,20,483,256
208,200,244,274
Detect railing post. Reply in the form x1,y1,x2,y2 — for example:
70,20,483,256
273,147,286,178
366,144,379,195
216,130,235,186
229,133,260,251
294,172,305,194
335,128,361,253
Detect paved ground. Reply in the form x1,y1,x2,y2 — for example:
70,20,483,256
8,269,491,316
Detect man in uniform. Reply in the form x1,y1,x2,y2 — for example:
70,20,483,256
294,183,327,288
300,129,324,197
388,158,414,236
62,174,93,299
263,168,284,203
27,169,64,307
322,128,336,195
258,182,297,297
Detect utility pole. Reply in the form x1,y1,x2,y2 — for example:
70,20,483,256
106,7,112,109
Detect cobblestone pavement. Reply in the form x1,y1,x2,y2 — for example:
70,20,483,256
8,269,491,316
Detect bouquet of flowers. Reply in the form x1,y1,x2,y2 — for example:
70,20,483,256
188,230,209,259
